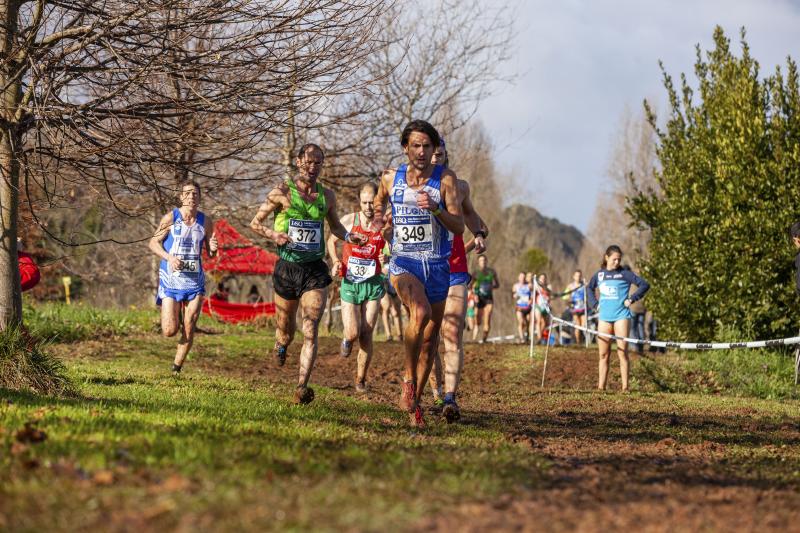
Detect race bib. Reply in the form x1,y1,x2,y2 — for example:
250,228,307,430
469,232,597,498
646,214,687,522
346,257,377,283
394,214,433,252
173,258,200,275
287,219,322,251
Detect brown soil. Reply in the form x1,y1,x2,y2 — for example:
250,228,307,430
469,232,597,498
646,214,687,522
208,336,800,533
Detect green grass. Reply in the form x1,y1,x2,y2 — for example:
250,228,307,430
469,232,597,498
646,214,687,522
0,332,546,532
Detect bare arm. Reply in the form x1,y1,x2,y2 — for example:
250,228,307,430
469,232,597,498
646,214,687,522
325,189,366,245
326,212,354,275
492,268,500,289
429,170,464,234
148,212,182,271
204,215,218,257
370,169,393,232
250,186,291,246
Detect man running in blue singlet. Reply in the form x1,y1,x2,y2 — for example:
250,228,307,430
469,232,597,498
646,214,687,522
371,120,464,428
149,181,218,375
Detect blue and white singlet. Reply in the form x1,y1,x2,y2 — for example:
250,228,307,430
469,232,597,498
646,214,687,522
157,208,206,305
570,284,587,312
389,164,451,263
387,164,451,303
515,283,532,309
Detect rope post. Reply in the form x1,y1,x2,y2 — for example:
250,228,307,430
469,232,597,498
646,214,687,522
795,327,800,386
583,279,589,348
529,275,538,363
541,313,553,388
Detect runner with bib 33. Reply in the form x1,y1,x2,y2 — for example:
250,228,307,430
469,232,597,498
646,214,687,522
371,120,464,428
327,182,385,393
250,143,367,405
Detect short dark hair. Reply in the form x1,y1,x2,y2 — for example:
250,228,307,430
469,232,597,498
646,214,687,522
400,120,441,148
297,143,324,159
178,180,202,199
790,220,800,239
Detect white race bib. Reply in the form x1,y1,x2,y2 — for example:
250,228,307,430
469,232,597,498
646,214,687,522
173,259,200,275
346,257,377,283
394,214,433,252
599,283,618,298
287,219,322,251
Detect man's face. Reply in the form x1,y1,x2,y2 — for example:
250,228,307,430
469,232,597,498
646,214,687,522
432,146,446,165
359,189,375,219
478,256,487,268
180,185,200,207
296,148,324,181
404,132,435,171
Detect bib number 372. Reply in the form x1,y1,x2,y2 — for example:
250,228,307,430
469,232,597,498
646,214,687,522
287,219,322,251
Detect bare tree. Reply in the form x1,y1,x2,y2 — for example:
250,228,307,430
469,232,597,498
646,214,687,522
1,0,387,327
581,106,659,270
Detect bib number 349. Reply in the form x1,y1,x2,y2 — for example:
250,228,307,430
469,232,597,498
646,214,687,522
394,214,433,252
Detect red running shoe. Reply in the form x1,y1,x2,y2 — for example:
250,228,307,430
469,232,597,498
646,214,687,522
410,405,426,429
399,380,416,413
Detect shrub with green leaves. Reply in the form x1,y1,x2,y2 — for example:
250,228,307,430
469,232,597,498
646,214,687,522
629,27,800,341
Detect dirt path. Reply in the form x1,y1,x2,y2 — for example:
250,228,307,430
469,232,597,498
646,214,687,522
199,336,800,532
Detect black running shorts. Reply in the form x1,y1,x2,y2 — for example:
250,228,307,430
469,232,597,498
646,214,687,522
273,259,332,300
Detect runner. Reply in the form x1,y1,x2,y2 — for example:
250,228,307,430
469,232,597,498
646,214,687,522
250,143,367,404
425,139,487,421
371,120,464,428
562,270,587,344
379,243,404,342
472,255,499,344
587,245,650,391
148,181,218,375
465,292,477,334
512,272,532,343
533,273,552,344
327,182,385,393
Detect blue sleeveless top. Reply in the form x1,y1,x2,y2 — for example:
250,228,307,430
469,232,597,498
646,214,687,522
389,164,451,263
157,209,206,303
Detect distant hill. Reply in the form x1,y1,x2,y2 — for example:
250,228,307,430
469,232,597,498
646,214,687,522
474,203,586,335
495,203,585,281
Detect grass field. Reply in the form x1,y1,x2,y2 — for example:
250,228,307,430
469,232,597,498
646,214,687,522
3,304,800,531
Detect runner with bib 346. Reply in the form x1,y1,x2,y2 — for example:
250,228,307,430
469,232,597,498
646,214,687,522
371,120,464,428
250,143,367,405
327,182,385,393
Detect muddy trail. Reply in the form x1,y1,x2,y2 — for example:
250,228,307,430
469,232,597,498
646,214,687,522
192,335,800,532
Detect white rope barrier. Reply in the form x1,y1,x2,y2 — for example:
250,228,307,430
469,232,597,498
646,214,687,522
550,316,800,350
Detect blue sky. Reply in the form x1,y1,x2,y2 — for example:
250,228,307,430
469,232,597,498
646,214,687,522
477,0,800,233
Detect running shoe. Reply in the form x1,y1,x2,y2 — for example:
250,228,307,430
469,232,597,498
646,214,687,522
171,363,182,376
398,380,416,412
293,385,315,405
340,339,353,358
442,393,461,423
410,405,426,429
429,396,445,414
274,344,287,367
355,380,368,393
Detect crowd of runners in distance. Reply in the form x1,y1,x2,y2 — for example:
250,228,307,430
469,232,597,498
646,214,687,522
145,118,666,427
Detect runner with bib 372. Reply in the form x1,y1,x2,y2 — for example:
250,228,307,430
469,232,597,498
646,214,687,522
327,182,386,393
250,143,367,405
371,120,464,428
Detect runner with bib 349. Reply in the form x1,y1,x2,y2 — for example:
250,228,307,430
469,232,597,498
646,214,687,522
371,120,464,428
250,143,367,405
327,182,385,393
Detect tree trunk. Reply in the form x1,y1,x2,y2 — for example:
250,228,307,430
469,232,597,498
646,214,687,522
0,0,23,329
